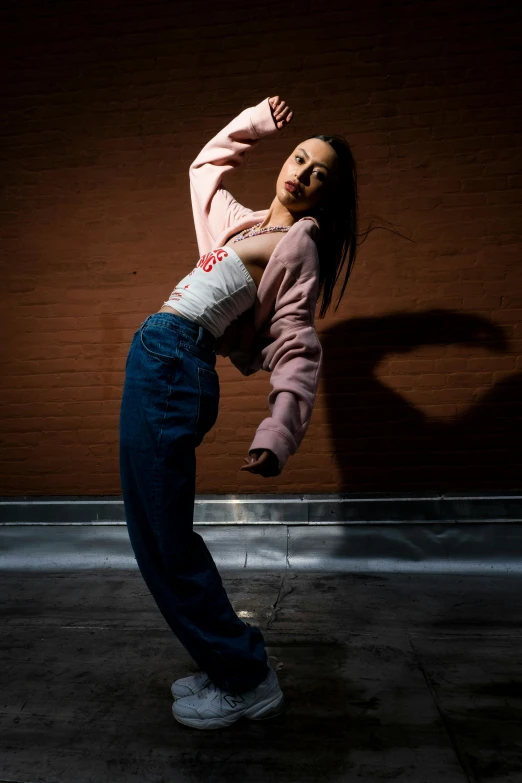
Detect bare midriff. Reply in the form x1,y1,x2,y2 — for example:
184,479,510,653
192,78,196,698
156,231,284,317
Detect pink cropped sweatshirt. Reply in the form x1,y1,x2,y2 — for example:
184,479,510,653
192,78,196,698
189,96,323,475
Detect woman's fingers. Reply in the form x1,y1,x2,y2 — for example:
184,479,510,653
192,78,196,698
275,110,293,129
240,450,279,476
240,453,264,472
268,97,294,128
240,451,269,473
274,103,288,119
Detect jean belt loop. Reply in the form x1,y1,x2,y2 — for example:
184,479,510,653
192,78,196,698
197,326,204,345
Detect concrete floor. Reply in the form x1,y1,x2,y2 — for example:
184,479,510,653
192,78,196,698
1,570,522,782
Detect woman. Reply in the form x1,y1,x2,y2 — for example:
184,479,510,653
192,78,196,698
119,95,358,730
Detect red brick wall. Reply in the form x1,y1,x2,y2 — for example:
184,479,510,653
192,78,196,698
1,0,521,494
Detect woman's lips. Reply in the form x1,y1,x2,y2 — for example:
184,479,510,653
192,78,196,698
284,181,300,195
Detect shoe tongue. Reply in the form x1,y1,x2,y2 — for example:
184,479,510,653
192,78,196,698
198,682,217,698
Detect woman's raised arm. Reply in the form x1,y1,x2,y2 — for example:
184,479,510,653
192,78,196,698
189,97,292,255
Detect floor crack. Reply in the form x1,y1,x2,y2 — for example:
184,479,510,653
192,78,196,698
267,575,286,630
408,635,474,783
267,574,297,630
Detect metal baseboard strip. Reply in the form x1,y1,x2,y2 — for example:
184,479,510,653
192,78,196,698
1,491,521,525
0,493,521,573
1,521,522,574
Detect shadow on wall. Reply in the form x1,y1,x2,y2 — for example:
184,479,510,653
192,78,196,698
320,309,521,492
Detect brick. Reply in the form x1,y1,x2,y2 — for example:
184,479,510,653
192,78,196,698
0,0,521,494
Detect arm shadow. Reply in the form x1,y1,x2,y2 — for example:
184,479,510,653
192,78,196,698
320,308,521,491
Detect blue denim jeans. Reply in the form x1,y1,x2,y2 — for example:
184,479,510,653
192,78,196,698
119,312,269,693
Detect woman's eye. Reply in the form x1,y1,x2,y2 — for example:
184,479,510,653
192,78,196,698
295,155,325,181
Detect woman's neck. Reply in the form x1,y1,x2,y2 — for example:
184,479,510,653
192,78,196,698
258,196,298,229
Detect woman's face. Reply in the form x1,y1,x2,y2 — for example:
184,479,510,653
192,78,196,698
276,138,339,215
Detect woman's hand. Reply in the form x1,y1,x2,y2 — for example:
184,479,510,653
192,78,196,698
240,448,281,477
268,96,294,130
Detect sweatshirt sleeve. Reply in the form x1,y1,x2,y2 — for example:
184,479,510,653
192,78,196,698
189,97,279,255
247,233,323,474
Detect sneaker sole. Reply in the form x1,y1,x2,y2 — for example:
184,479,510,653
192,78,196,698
172,693,285,730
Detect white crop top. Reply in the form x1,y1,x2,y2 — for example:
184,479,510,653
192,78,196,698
162,245,257,339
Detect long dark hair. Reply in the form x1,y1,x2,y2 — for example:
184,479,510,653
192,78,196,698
304,135,411,318
310,134,358,319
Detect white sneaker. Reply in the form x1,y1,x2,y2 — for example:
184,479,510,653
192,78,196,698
171,671,212,700
172,659,285,730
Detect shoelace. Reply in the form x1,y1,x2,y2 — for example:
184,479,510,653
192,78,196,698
197,681,219,700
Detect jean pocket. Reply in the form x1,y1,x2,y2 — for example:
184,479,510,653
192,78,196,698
195,366,220,445
140,322,180,365
179,339,216,367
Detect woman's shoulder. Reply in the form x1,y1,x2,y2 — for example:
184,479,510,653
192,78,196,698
272,218,321,276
